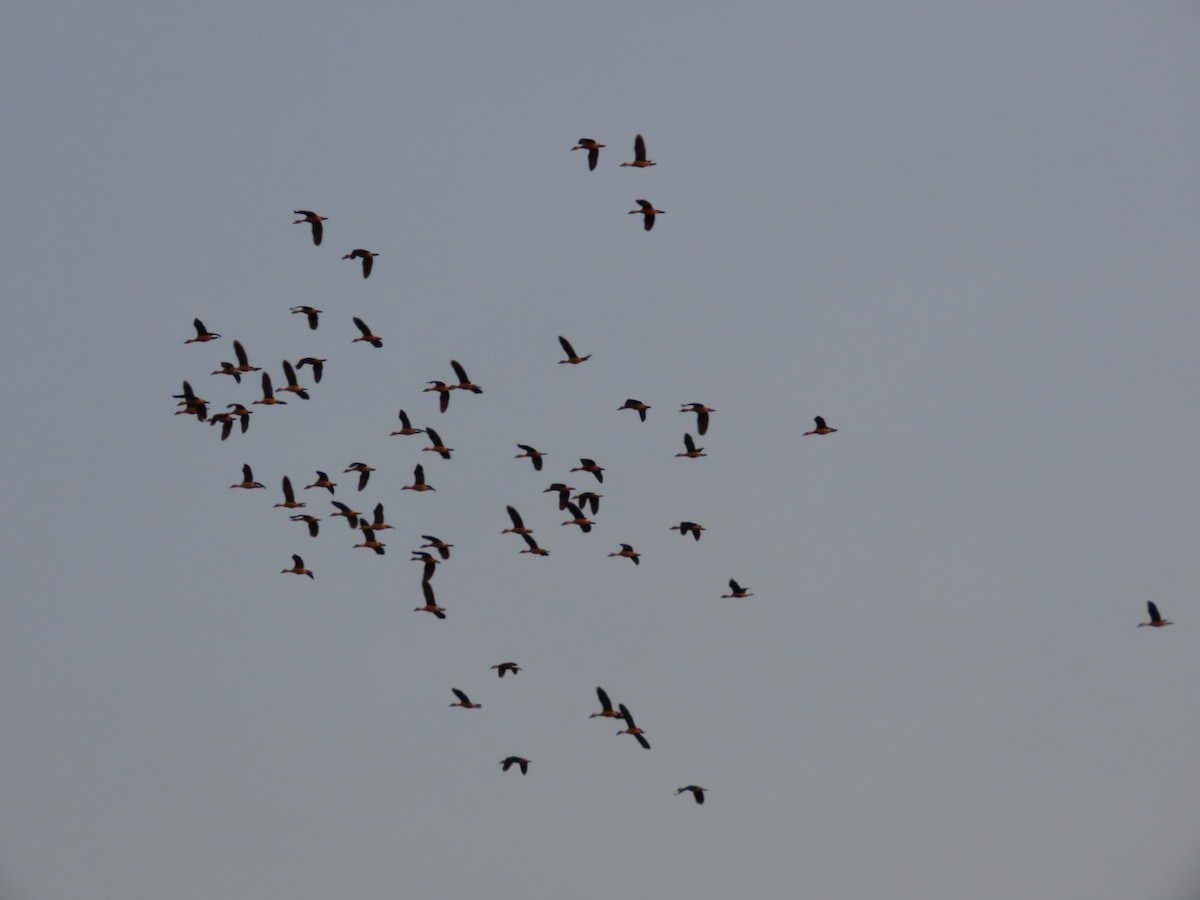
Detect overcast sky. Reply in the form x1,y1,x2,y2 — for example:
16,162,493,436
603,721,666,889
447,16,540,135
3,2,1199,898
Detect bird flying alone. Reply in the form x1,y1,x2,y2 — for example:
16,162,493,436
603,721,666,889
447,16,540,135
676,433,706,458
608,543,641,565
450,688,481,709
281,554,314,579
722,579,753,599
342,248,378,278
292,210,327,245
680,403,714,435
804,416,837,436
515,444,546,471
1139,601,1172,628
491,662,521,678
675,786,707,805
670,521,705,541
414,580,446,618
500,756,530,774
352,317,382,348
619,398,651,421
230,464,265,490
571,137,604,171
629,199,665,231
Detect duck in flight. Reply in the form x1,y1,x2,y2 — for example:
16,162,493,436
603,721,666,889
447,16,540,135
629,199,665,231
620,134,656,168
616,703,650,749
557,335,591,365
342,248,378,278
185,318,220,344
675,785,707,805
281,554,314,579
1138,601,1172,628
352,316,383,348
679,403,714,435
292,210,327,245
290,305,322,330
619,398,651,421
500,756,529,774
571,137,604,171
804,416,837,436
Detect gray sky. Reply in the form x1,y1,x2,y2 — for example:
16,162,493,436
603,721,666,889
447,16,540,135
3,2,1199,898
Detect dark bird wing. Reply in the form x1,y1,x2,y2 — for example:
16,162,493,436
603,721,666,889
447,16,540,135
697,411,709,435
242,464,254,482
353,316,372,337
587,146,599,170
234,340,250,368
1148,601,1163,622
422,581,436,604
635,198,653,211
597,686,614,713
814,416,828,429
507,505,525,528
426,427,443,447
282,476,295,503
520,533,542,552
193,318,207,336
413,463,426,484
450,359,470,384
634,733,651,750
558,335,577,357
452,688,471,705
565,501,584,519
617,704,637,728
291,554,304,568
361,254,373,278
634,133,647,162
683,433,697,452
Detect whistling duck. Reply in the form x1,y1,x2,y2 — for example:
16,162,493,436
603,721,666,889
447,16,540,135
570,458,605,483
676,433,706,458
515,444,547,471
670,521,705,541
423,381,453,414
629,199,664,231
423,428,454,459
292,210,327,245
354,527,386,555
329,501,361,529
620,134,656,168
226,403,252,433
500,756,529,774
616,704,650,749
519,533,549,556
449,360,483,394
543,483,573,510
253,371,287,406
209,412,235,440
343,462,374,492
491,662,522,678
679,403,714,436
411,551,439,583
390,409,423,436
571,137,605,171
211,361,241,383
619,398,650,421
366,502,394,531
351,316,382,348
342,248,378,278
590,687,623,719
675,786,707,805
290,305,322,330
420,535,453,559
185,318,220,343
722,579,753,599
450,688,481,709
296,357,326,384
414,580,446,618
273,475,306,509
608,543,640,565
402,463,435,492
804,416,837,436
174,381,207,420
503,505,533,535
230,464,265,490
278,360,310,399
1139,601,1173,627
305,470,337,494
561,501,594,532
557,335,591,364
573,492,601,515
232,340,260,373
281,554,314,579
290,514,320,538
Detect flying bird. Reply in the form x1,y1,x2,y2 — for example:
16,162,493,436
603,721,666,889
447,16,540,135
391,409,423,436
185,318,220,343
402,463,435,492
503,505,533,535
209,412,235,440
722,579,753,599
573,491,601,515
423,380,453,414
804,416,837,436
253,371,287,406
619,398,651,421
232,340,260,373
543,482,573,510
351,317,383,348
449,360,483,394
423,428,454,459
608,543,641,565
620,133,656,168
629,198,665,231
230,464,265,490
676,433,706,458
278,360,310,399
670,521,706,541
1138,601,1172,628
211,360,241,383
557,335,591,364
561,501,594,533
450,688,481,709
290,514,320,538
343,462,375,492
292,210,327,245
420,535,453,559
589,687,622,719
290,305,322,330
518,533,549,556
571,137,604,171
570,458,605,483
515,444,547,471
675,786,707,805
616,704,650,749
329,501,361,529
281,554,314,579
411,551,439,584
305,470,337,494
273,475,305,509
500,756,529,774
354,527,386,555
491,662,522,678
414,580,446,618
295,357,326,384
342,248,378,278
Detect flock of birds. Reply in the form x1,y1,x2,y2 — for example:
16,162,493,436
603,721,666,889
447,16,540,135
171,134,1173,809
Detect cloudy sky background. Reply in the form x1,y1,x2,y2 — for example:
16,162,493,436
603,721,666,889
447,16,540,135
3,2,1199,898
